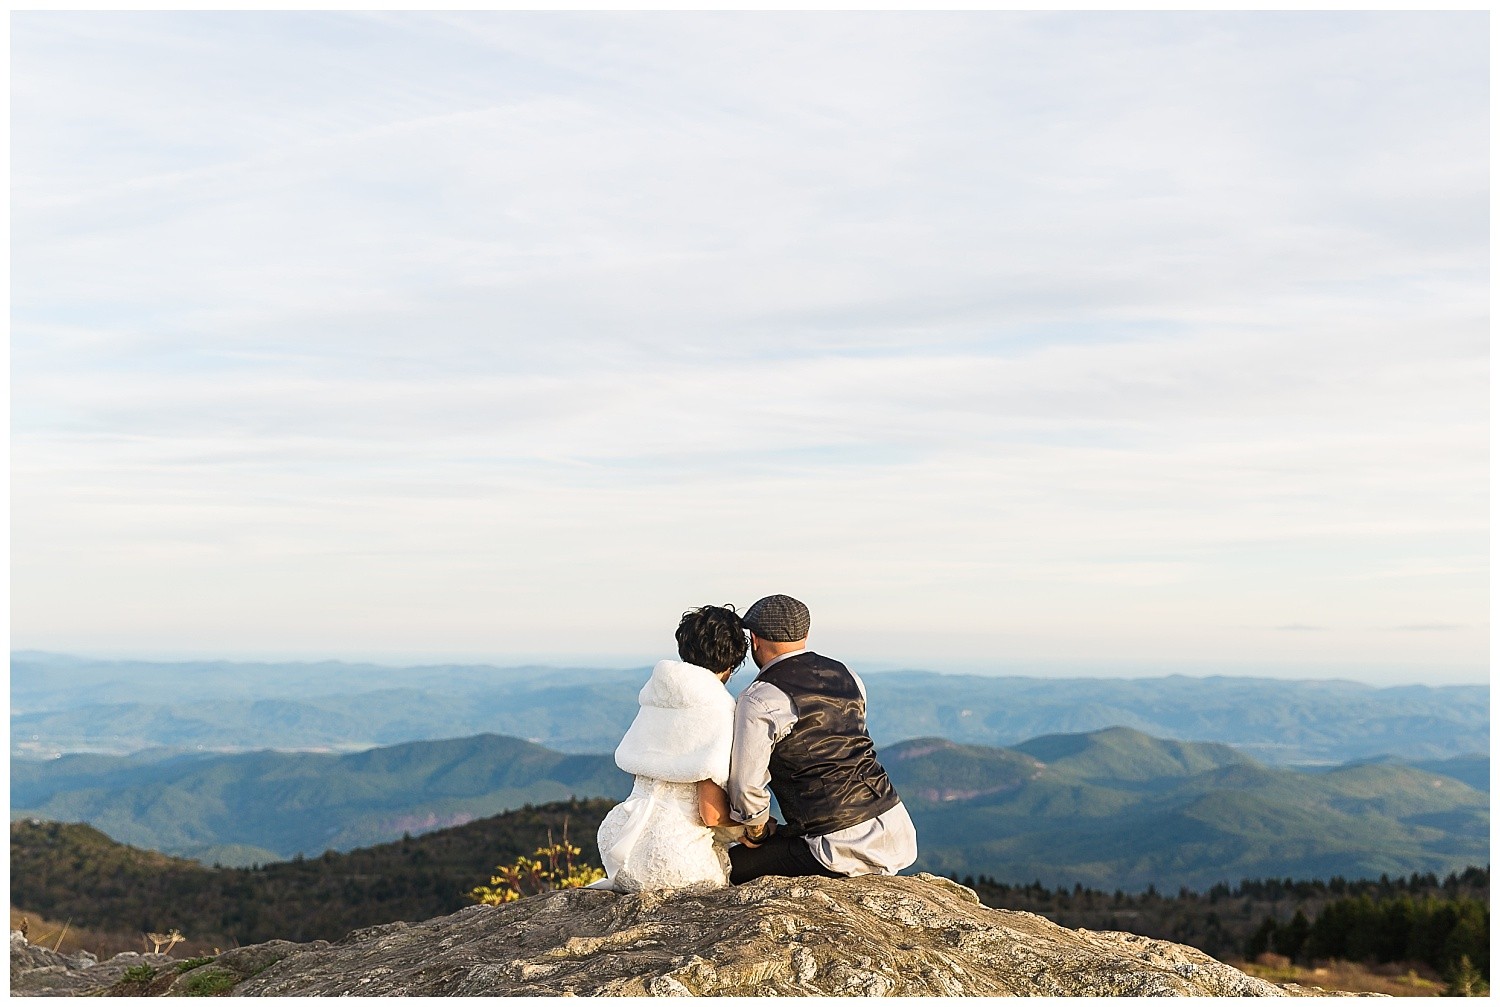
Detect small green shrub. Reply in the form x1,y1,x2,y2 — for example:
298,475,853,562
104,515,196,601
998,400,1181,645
471,824,603,904
122,963,157,983
1443,956,1489,997
175,956,216,973
180,967,238,997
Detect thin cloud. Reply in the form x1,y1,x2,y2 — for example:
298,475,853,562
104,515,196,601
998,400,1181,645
9,13,1488,679
1388,623,1467,632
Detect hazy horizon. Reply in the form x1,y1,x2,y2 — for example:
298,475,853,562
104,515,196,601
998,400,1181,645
12,13,1487,676
14,646,1487,688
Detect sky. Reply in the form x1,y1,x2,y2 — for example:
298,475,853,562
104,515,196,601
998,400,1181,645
10,12,1489,683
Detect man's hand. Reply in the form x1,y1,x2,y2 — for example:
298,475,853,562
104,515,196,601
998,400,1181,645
740,818,778,848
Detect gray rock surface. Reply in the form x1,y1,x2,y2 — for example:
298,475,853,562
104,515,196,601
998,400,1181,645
239,873,1333,996
11,876,1374,997
160,940,332,996
9,930,330,998
10,930,174,997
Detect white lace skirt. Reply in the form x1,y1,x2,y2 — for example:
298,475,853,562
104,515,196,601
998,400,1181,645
596,776,731,893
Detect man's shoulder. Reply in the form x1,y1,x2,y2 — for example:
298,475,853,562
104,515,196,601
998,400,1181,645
736,678,794,709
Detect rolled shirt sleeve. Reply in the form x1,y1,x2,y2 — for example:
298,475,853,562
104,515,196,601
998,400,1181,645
727,681,798,826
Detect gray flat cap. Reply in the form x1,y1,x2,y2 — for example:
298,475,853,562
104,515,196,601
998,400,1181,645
742,594,811,642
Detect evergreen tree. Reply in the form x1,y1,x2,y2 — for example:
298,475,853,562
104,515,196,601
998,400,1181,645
1272,910,1310,961
1246,918,1277,959
1443,955,1487,997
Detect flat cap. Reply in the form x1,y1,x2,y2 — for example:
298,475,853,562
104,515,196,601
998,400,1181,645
742,594,811,643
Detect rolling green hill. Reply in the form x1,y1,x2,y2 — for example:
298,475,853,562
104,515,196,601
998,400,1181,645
1411,754,1488,792
14,727,1488,890
1013,726,1252,783
12,801,613,947
13,734,629,862
893,732,1489,890
880,737,1042,801
1345,753,1490,793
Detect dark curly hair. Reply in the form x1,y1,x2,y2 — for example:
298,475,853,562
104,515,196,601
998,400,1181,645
675,604,748,675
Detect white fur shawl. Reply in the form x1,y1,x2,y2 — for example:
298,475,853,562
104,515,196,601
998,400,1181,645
613,659,735,789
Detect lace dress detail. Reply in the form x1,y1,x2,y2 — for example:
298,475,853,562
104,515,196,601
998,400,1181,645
596,659,736,893
596,776,731,893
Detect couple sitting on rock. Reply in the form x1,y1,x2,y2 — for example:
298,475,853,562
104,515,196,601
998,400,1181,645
595,594,918,892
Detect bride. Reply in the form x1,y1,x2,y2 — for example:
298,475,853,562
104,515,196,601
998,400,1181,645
595,605,749,892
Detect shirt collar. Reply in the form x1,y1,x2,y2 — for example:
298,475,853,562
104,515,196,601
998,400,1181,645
759,648,807,672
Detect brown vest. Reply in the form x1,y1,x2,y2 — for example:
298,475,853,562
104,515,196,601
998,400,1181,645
756,652,901,837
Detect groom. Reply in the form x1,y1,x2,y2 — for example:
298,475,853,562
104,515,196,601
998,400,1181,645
725,594,918,883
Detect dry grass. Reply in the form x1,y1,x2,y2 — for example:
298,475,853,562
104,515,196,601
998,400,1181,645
10,907,220,959
1231,953,1447,997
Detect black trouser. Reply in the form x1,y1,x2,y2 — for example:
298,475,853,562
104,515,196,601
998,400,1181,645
728,833,844,885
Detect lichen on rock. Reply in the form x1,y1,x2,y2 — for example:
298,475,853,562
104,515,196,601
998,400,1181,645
11,876,1381,997
234,873,1352,996
10,930,177,997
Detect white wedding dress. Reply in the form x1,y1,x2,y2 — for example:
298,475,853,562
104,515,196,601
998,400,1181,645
596,659,736,892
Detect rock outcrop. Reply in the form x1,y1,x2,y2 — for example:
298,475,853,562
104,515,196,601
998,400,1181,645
11,930,174,997
10,931,327,998
13,874,1369,997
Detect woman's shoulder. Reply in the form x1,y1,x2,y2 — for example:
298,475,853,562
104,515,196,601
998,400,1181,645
641,659,736,713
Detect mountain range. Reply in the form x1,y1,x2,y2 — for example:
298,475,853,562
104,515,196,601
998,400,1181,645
14,726,1487,889
13,652,1489,765
13,734,628,866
